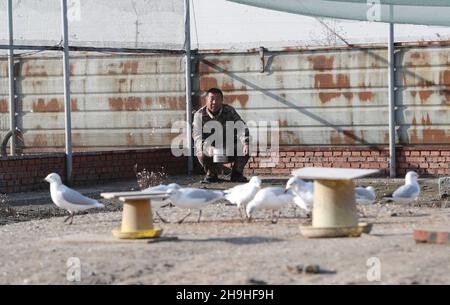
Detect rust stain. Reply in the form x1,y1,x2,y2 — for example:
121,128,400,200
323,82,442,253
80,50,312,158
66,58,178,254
31,134,48,147
199,76,219,91
223,93,249,109
70,98,79,111
279,120,289,127
358,91,375,102
315,74,351,103
32,98,78,112
108,97,142,111
69,63,75,76
418,80,434,87
281,131,302,145
418,90,433,103
121,61,139,74
420,113,432,126
423,129,450,144
440,71,450,105
330,130,357,145
330,130,342,145
145,97,153,107
319,92,341,104
33,98,62,112
410,113,450,144
199,77,249,108
24,63,48,77
199,59,231,74
0,99,8,113
410,52,422,59
314,74,350,89
383,132,390,144
308,55,334,71
126,133,137,146
343,92,354,100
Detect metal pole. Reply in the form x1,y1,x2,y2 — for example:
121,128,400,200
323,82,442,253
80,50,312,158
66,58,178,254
388,22,396,178
184,0,193,175
7,0,16,156
61,0,73,184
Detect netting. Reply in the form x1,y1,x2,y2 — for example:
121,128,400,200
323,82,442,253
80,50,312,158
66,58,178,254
227,0,450,26
0,0,185,50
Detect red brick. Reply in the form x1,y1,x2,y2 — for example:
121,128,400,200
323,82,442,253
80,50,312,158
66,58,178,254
343,151,352,156
421,151,431,156
333,151,342,156
323,152,333,157
314,152,323,157
295,152,305,157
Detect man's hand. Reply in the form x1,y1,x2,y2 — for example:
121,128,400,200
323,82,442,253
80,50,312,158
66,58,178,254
243,144,249,156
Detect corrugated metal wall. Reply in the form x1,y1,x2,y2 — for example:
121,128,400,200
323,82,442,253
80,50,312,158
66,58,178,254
0,43,448,152
194,44,449,146
0,53,186,152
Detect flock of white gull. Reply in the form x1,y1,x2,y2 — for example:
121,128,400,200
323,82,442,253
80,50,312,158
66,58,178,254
44,171,421,225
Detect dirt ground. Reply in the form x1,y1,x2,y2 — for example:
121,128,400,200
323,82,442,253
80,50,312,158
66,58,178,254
0,175,449,285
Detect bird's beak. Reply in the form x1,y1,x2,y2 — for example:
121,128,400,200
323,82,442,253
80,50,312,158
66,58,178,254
284,188,289,193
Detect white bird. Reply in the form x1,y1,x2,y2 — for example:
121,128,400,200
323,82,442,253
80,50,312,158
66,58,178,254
355,186,376,205
355,186,376,218
167,188,224,223
44,173,104,225
224,176,262,220
142,183,180,207
384,171,420,203
246,187,292,223
141,183,181,223
285,176,314,216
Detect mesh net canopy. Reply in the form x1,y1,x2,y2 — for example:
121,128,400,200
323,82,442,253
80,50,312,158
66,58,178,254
0,0,185,50
227,0,450,26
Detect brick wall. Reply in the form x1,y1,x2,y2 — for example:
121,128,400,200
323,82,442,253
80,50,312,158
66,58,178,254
244,146,450,177
1,145,448,193
0,148,187,193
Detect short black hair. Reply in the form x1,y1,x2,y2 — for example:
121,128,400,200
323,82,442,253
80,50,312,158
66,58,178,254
206,88,223,98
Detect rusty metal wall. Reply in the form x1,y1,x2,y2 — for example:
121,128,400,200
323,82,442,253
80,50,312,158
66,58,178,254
0,53,186,152
194,44,450,146
397,46,450,145
0,43,448,152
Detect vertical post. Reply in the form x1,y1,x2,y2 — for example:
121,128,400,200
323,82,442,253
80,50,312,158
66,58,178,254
388,22,396,178
61,0,73,183
7,0,16,156
184,0,193,175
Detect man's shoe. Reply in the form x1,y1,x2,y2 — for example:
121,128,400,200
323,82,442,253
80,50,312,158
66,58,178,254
230,174,248,183
201,176,219,184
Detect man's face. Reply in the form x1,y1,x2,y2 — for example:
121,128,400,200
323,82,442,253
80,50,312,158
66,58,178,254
206,92,223,114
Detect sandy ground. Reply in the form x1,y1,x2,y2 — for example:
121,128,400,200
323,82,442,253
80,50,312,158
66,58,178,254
0,176,449,285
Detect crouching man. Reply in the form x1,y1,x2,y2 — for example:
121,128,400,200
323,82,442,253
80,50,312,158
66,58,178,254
192,88,250,183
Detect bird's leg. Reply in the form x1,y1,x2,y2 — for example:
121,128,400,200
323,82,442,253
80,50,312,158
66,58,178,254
155,211,169,223
177,209,192,224
197,210,202,223
270,210,277,224
63,213,72,223
68,212,75,225
271,210,280,224
293,205,297,218
238,206,245,222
